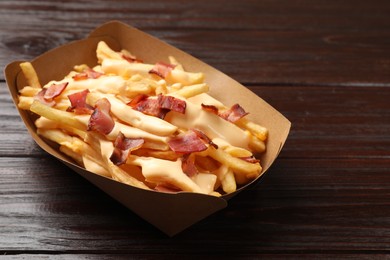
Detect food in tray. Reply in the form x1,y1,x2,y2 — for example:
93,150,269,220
17,41,268,196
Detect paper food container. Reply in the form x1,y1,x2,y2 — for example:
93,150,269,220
4,21,291,236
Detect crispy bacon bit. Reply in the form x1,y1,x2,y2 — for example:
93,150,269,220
201,103,219,115
73,68,103,81
181,154,198,177
122,53,143,63
110,132,144,165
239,156,260,164
158,94,186,114
129,94,186,119
34,82,68,107
219,104,249,123
34,88,55,106
127,94,149,108
202,103,249,123
149,62,176,78
168,130,208,154
130,96,165,118
67,89,93,114
192,129,218,149
44,82,68,100
87,98,115,135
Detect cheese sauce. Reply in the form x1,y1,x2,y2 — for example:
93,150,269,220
165,98,250,149
68,75,127,94
104,94,177,136
130,156,204,193
102,59,154,78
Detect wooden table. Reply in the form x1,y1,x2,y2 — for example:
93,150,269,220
1,0,390,258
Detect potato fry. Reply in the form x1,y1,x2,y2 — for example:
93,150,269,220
20,62,41,88
17,96,34,110
170,83,209,98
82,156,111,178
221,168,236,194
125,81,153,96
223,145,253,158
96,41,124,62
30,100,86,130
168,56,184,71
195,155,219,172
237,118,268,141
59,145,83,166
248,134,266,153
207,146,262,177
132,148,180,161
19,86,41,97
166,69,204,86
37,128,95,158
99,139,151,190
35,117,87,140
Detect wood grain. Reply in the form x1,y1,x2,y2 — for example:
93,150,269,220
0,157,389,253
1,0,390,258
1,0,390,85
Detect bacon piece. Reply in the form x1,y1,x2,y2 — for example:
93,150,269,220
158,94,186,114
87,98,115,135
239,156,260,164
34,82,68,106
130,96,165,118
43,82,68,100
34,89,55,107
149,62,175,78
129,94,186,119
202,103,249,123
122,53,143,63
73,68,103,81
201,103,219,115
127,94,148,108
181,154,198,177
168,130,208,154
192,129,218,149
110,132,144,165
219,104,249,123
67,89,93,114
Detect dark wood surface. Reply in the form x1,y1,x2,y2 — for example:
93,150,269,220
1,0,390,258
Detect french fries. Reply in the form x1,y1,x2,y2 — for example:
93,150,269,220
19,62,41,88
17,41,268,196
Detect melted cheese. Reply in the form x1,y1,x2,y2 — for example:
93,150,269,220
73,114,167,145
104,94,177,136
188,93,225,109
192,173,217,194
130,156,204,193
68,75,127,94
166,69,204,86
101,59,154,78
107,121,168,144
165,98,250,149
